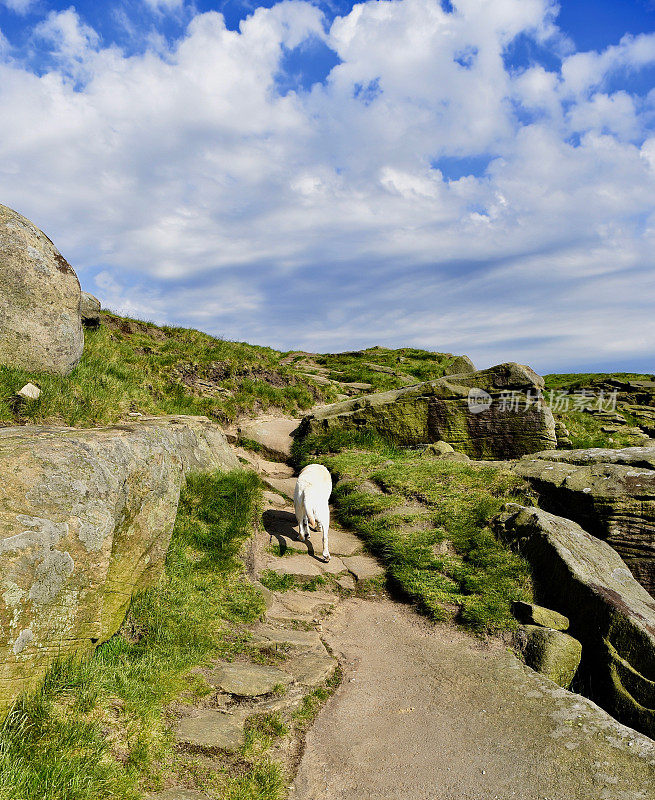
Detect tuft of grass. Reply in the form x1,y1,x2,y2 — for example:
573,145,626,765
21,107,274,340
259,571,296,592
0,469,269,800
317,444,534,634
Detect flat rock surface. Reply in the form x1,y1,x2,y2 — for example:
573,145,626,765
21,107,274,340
149,790,209,800
285,650,337,687
206,662,292,696
250,623,324,650
292,599,655,800
263,476,297,498
342,554,385,581
239,417,300,460
265,554,324,578
175,709,246,751
277,591,336,616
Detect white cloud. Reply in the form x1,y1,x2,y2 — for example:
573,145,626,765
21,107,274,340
0,0,35,14
0,0,653,371
142,0,185,10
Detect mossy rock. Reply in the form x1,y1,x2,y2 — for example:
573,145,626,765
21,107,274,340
522,625,582,688
512,601,569,631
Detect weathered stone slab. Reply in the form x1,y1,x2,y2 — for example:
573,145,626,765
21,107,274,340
495,504,655,739
263,490,287,508
512,446,655,592
342,555,385,582
298,362,557,459
175,709,246,751
266,555,323,579
0,415,237,714
206,662,292,696
263,476,297,499
285,650,337,687
149,789,209,800
239,418,299,461
250,623,323,650
277,591,336,616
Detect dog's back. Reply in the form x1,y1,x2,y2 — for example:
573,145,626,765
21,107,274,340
294,464,332,561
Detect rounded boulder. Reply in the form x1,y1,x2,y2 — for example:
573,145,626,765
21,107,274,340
0,204,83,374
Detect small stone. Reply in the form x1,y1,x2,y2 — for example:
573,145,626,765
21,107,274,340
337,574,356,591
206,662,292,697
80,291,102,327
342,555,385,582
522,625,582,688
512,601,569,631
175,709,246,750
17,383,41,401
424,440,455,456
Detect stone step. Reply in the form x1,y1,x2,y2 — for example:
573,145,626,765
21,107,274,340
175,709,247,751
263,476,297,498
284,649,338,688
238,418,300,461
205,661,293,697
250,623,324,651
149,789,210,800
342,555,385,582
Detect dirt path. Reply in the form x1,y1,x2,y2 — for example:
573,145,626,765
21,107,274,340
230,418,655,800
291,598,655,800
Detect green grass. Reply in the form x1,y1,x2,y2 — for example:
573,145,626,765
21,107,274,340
302,441,534,634
543,372,654,449
0,469,272,800
0,312,335,428
312,346,465,393
543,372,654,391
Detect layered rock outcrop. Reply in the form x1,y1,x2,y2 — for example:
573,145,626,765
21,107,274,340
0,204,84,374
495,505,655,739
299,362,557,459
511,446,655,593
0,415,238,713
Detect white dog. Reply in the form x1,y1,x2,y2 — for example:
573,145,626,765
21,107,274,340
294,464,332,562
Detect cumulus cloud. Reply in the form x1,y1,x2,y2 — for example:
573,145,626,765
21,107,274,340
0,0,35,14
0,0,653,371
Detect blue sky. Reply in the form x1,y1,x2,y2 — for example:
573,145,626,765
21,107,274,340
0,0,654,373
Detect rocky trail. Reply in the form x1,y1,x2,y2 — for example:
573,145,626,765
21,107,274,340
154,418,655,800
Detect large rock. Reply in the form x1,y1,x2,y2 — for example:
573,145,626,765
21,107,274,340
0,204,84,374
80,291,101,327
495,504,655,738
511,446,655,593
299,363,557,459
0,415,238,713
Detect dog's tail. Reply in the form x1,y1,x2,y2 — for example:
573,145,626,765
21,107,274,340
303,492,317,530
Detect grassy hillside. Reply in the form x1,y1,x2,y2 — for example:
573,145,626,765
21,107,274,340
0,313,338,428
0,315,471,429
